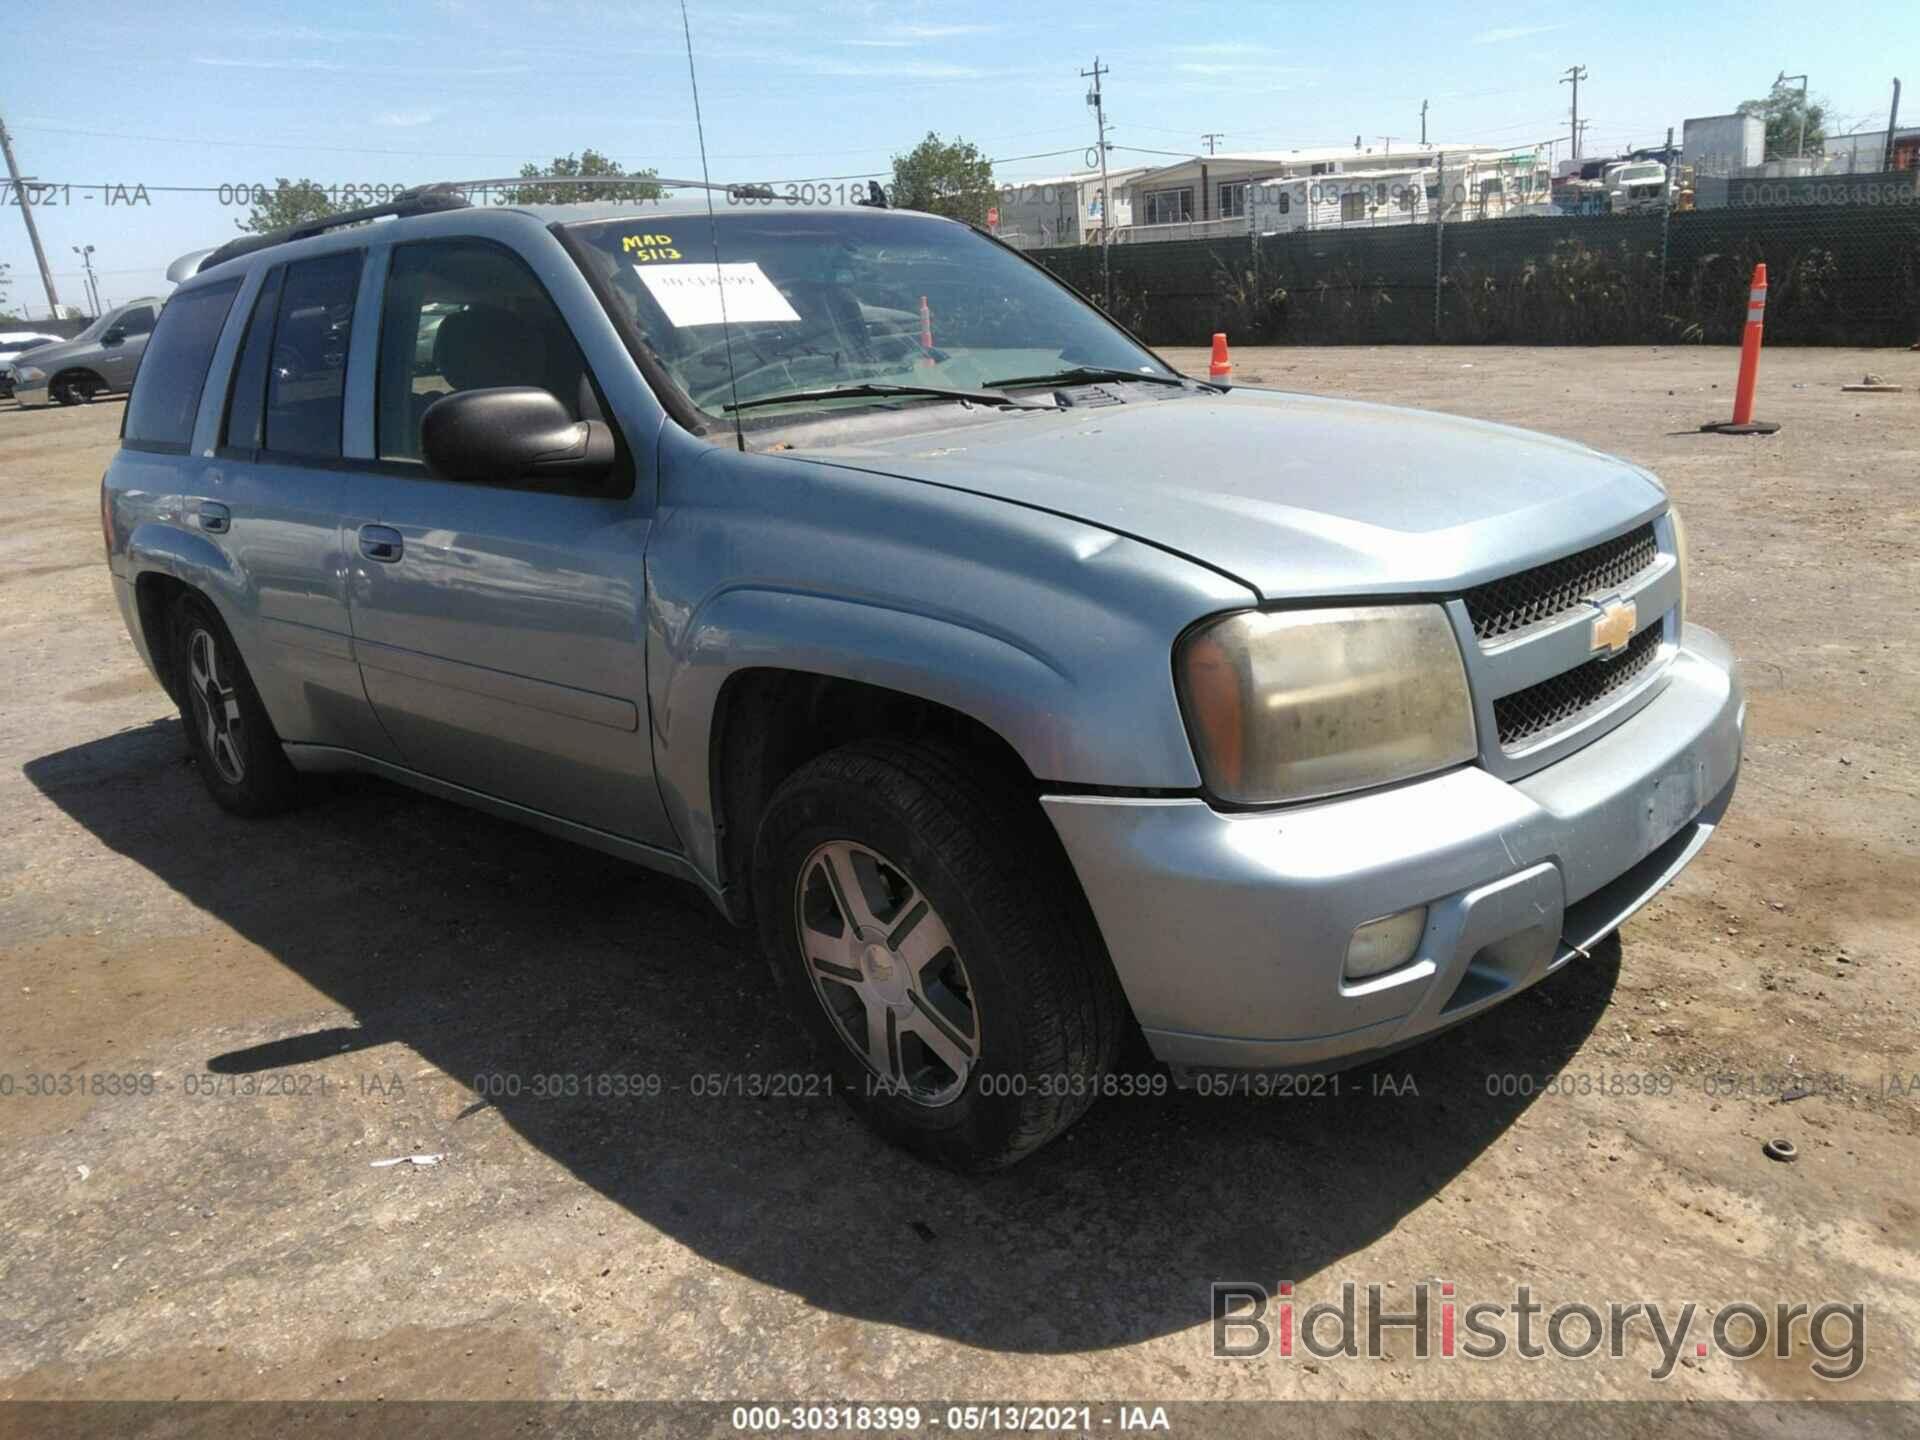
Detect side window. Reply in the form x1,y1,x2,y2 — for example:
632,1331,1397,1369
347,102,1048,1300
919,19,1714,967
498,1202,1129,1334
117,306,157,338
264,252,361,460
376,239,590,465
221,267,285,453
122,281,240,451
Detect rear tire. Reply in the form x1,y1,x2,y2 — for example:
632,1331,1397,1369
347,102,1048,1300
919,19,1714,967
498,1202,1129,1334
753,739,1126,1170
168,593,301,817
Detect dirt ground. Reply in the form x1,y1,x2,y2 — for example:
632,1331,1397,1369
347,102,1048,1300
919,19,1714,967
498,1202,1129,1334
0,347,1915,1420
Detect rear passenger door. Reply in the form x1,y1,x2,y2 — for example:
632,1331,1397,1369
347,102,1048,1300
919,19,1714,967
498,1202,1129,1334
340,237,670,847
204,252,399,760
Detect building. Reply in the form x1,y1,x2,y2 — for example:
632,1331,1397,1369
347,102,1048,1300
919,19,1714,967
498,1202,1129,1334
1119,146,1458,234
1681,113,1765,178
1109,144,1549,241
1823,127,1920,173
990,167,1148,248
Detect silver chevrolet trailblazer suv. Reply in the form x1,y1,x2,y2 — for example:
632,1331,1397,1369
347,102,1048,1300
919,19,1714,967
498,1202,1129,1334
101,189,1742,1168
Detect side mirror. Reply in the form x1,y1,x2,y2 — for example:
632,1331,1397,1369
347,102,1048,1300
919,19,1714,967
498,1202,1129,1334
101,327,125,345
420,387,616,487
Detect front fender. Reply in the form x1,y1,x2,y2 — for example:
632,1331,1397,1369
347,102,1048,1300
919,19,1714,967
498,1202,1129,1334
645,441,1258,892
655,586,1090,883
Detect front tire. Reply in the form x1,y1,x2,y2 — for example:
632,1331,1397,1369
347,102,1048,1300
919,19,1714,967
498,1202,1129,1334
753,740,1126,1170
51,372,101,406
168,593,300,817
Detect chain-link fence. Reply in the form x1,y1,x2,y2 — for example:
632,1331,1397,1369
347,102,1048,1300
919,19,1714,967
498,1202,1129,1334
1026,172,1920,348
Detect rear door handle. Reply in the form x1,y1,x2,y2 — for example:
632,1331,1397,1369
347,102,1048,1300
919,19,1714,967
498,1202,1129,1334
359,524,404,563
197,500,230,534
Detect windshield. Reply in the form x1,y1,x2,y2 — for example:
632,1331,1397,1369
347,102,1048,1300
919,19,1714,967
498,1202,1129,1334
564,210,1173,419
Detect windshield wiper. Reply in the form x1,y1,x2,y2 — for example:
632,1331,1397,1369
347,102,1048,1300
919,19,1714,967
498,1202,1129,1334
724,382,1055,414
983,365,1193,390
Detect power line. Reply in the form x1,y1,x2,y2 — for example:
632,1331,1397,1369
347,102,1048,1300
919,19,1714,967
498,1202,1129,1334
9,121,1091,167
4,145,1094,203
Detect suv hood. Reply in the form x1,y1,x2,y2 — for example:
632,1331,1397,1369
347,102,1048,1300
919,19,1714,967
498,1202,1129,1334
787,388,1667,600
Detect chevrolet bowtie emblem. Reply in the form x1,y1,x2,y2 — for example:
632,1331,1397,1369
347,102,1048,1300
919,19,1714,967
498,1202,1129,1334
1591,598,1637,655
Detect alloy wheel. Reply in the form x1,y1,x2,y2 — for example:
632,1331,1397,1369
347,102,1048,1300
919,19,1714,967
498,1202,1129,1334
795,840,979,1106
186,627,247,784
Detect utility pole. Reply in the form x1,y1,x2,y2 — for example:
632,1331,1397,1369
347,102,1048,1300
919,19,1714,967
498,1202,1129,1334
1885,79,1903,174
72,245,100,315
0,112,61,318
1561,65,1588,159
1201,132,1225,155
1420,99,1429,146
1775,71,1810,159
1081,57,1113,309
1575,119,1591,156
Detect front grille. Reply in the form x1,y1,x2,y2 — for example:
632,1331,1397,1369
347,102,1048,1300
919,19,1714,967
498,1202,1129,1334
1463,524,1659,643
1494,623,1663,749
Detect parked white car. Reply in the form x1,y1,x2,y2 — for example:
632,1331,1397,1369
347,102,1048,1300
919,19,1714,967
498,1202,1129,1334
0,331,65,400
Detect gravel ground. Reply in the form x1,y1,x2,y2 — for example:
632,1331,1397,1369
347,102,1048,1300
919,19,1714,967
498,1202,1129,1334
0,347,1915,1418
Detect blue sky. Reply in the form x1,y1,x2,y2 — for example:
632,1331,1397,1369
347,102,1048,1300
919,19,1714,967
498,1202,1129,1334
2,0,1908,314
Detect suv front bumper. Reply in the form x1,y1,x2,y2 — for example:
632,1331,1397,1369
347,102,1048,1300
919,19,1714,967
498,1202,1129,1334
10,378,51,407
1043,622,1743,1075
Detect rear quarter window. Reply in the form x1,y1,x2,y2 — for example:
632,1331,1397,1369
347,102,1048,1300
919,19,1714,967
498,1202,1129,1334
123,281,241,451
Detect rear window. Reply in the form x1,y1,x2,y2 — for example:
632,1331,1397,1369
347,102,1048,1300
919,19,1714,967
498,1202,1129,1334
122,282,241,451
264,253,361,459
222,268,285,453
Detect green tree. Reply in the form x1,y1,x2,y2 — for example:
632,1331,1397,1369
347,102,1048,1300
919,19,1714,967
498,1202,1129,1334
890,132,995,224
0,260,16,320
1738,85,1828,159
237,178,345,234
505,150,662,206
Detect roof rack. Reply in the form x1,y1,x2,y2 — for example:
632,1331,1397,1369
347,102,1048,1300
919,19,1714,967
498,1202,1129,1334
185,173,765,278
192,186,473,275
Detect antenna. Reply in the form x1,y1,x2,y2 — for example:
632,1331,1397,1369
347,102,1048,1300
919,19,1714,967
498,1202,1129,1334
678,0,746,452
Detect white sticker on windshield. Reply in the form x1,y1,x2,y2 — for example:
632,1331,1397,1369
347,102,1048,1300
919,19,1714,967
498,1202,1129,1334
635,262,801,327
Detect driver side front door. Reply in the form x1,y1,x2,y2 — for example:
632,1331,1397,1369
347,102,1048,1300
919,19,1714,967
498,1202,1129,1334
341,237,674,850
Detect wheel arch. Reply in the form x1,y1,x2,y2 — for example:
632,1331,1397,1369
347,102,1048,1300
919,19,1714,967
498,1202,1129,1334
126,531,244,706
705,665,1043,925
50,366,109,398
655,579,1089,914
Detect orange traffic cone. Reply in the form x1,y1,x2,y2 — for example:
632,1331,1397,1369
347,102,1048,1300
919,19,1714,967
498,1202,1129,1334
1209,332,1232,387
1700,263,1779,435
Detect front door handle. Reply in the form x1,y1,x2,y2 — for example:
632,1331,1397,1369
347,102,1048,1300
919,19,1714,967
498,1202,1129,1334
197,500,230,534
359,524,404,563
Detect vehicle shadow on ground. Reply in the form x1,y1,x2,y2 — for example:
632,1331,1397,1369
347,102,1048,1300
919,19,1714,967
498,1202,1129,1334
26,719,1620,1354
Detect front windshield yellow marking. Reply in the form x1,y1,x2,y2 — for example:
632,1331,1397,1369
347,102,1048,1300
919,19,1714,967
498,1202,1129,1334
623,233,684,262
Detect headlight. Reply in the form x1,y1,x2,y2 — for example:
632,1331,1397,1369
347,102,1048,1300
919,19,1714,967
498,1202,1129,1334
15,365,45,383
1176,604,1477,805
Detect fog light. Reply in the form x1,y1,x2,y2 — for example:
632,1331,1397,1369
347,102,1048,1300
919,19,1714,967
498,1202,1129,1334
1345,906,1428,981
